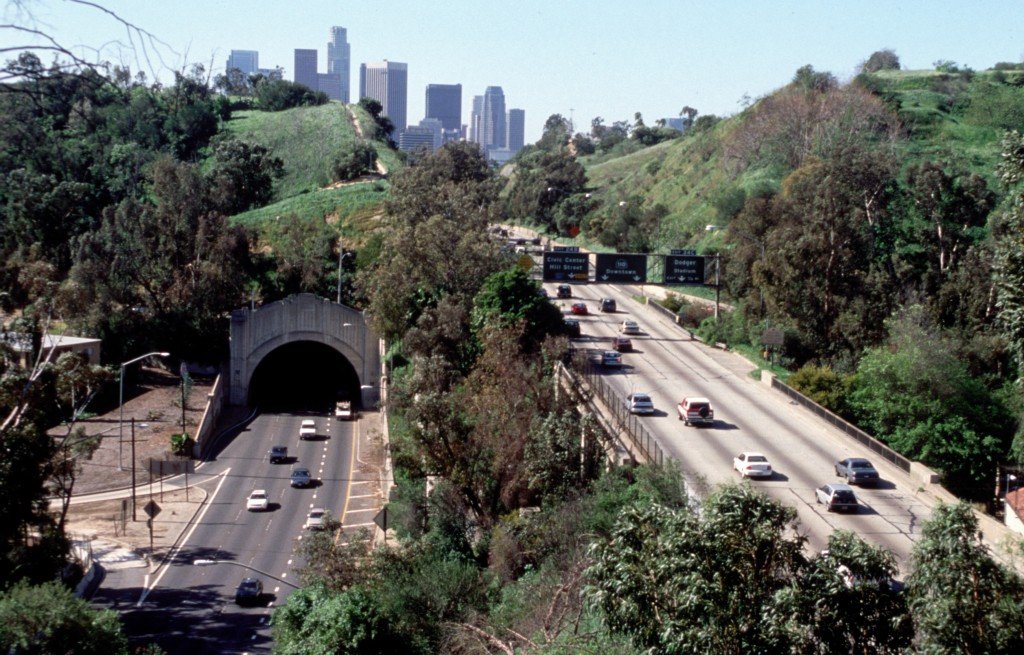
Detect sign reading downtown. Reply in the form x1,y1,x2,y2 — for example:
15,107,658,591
664,254,706,285
595,253,648,283
542,251,589,281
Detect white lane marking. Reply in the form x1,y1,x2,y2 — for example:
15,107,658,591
137,468,232,606
343,507,379,514
281,572,287,578
252,635,257,640
274,586,281,593
347,494,376,499
344,521,376,528
287,559,292,565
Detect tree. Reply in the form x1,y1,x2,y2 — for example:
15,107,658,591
471,268,564,352
905,502,1024,654
254,78,327,111
846,306,1013,497
995,130,1024,376
0,580,130,655
680,105,699,129
206,138,284,215
332,140,377,182
587,485,803,654
860,49,901,73
272,585,402,655
779,531,912,654
583,196,666,252
505,148,587,233
360,142,503,342
793,65,838,93
536,113,572,151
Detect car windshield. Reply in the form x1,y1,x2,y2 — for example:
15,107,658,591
293,469,309,476
748,455,767,462
251,492,266,499
689,403,708,411
851,461,873,469
633,395,651,402
834,490,856,501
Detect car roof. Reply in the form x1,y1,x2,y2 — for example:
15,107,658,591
292,467,310,474
683,397,711,403
252,489,267,495
631,393,651,399
272,445,286,450
739,451,767,458
602,350,620,356
309,507,325,515
846,458,874,465
827,483,855,492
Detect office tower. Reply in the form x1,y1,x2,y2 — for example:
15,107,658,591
481,86,507,150
318,73,342,101
469,95,483,143
227,50,259,76
294,49,318,91
399,119,443,154
359,60,408,132
327,26,351,103
507,108,525,154
664,116,687,132
425,84,462,131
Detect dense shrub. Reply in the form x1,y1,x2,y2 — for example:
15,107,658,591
787,364,851,414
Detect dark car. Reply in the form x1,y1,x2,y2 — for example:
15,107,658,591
816,483,859,513
290,467,312,488
600,297,617,312
613,336,632,352
556,284,572,298
563,318,581,338
570,302,588,315
835,458,880,486
235,577,264,606
269,445,288,464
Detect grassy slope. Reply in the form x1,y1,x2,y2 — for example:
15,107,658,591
222,102,400,238
223,103,359,197
581,69,1022,251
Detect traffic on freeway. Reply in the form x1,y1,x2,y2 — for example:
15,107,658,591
545,280,935,569
95,411,379,654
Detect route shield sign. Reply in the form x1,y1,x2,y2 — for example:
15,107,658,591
595,253,648,283
543,251,589,281
664,254,705,285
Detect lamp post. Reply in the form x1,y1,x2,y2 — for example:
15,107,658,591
192,559,300,589
118,351,170,471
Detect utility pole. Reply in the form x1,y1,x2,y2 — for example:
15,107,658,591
131,418,137,521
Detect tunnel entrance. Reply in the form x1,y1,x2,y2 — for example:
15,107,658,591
248,340,361,412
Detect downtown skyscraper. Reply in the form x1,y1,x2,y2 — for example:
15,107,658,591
327,26,351,103
481,86,507,150
425,84,462,132
294,49,318,91
359,60,408,132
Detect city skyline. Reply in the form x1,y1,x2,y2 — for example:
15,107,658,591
10,1,1024,143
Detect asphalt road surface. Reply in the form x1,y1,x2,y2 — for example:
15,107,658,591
549,280,934,570
93,411,374,654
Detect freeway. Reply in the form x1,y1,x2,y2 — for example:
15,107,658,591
96,411,376,654
550,281,935,569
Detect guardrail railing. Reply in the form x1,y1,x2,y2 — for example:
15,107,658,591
567,353,664,466
769,377,912,472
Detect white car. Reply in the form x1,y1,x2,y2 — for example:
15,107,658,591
621,320,641,335
626,393,655,415
299,419,316,440
304,507,328,530
733,452,773,478
246,489,269,512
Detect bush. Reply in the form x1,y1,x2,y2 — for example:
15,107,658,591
170,433,194,457
787,364,851,414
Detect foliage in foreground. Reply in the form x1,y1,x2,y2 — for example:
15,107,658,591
0,581,130,655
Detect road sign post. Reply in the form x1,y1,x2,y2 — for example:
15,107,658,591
594,253,648,284
373,507,389,544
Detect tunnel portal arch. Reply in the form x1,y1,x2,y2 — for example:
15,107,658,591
229,294,381,409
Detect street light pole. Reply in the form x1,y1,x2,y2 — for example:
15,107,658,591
118,351,170,471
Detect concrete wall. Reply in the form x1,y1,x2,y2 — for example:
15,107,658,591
228,294,381,407
193,373,224,458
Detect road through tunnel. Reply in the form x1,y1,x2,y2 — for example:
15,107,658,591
248,341,361,412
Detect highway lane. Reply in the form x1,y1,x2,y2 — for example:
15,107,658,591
120,412,361,654
549,281,934,569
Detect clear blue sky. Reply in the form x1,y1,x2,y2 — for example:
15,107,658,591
5,0,1023,142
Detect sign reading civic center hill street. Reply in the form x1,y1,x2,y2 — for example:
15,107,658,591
664,254,706,285
543,251,589,281
595,253,648,284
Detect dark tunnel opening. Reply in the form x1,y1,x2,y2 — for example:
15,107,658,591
248,341,361,412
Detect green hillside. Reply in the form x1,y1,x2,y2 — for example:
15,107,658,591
222,102,400,235
581,68,1024,251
